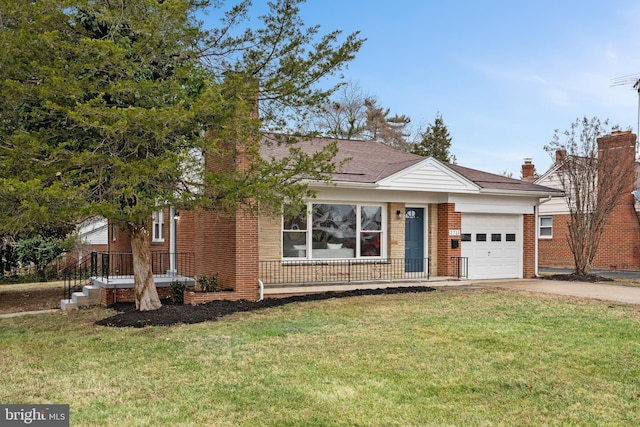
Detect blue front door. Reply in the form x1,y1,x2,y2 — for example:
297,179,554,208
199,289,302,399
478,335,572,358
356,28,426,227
405,208,424,272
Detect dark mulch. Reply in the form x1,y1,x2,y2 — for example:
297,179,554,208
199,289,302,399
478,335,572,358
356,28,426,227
544,273,614,283
95,286,436,328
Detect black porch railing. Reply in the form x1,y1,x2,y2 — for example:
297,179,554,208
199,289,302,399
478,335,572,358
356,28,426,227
96,251,195,280
62,252,99,301
93,251,196,281
259,258,430,285
62,251,195,300
450,256,469,279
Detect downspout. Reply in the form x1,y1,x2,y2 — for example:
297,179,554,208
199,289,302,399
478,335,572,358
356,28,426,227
535,196,553,277
258,279,264,302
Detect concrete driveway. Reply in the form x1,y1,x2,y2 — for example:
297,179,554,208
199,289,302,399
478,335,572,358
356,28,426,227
466,278,640,305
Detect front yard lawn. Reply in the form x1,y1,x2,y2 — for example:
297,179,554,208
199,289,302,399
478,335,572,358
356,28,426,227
1,288,639,426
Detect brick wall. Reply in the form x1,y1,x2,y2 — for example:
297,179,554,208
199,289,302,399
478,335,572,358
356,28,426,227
388,203,405,259
428,204,439,275
176,210,195,254
184,289,247,305
593,195,640,269
108,223,131,252
193,208,259,300
437,203,461,276
259,213,282,261
541,200,640,270
101,286,171,306
538,214,572,268
523,213,536,278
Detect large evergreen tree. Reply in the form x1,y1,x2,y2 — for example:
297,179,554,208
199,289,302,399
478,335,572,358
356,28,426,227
0,0,364,310
411,113,455,162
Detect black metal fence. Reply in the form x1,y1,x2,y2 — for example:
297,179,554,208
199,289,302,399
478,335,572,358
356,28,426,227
62,251,195,300
450,256,469,279
259,258,430,285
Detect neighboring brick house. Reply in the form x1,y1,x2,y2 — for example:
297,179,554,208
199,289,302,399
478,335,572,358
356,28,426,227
532,130,640,270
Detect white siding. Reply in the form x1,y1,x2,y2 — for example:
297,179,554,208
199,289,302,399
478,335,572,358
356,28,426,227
536,170,570,215
451,194,537,215
377,158,479,192
77,217,108,245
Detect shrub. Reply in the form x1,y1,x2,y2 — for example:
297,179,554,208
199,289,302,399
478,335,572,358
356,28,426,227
197,274,218,292
169,280,187,304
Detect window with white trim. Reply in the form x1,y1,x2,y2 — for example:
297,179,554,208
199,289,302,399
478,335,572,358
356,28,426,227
282,203,385,259
360,205,382,257
152,209,165,242
539,216,552,238
283,207,307,258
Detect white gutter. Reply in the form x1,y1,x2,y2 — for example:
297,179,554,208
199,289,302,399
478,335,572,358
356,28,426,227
535,196,553,277
307,180,378,190
479,188,564,198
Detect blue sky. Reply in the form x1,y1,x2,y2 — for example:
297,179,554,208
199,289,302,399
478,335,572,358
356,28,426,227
208,1,640,176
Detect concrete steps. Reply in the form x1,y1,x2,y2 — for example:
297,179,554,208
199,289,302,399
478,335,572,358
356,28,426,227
60,284,101,311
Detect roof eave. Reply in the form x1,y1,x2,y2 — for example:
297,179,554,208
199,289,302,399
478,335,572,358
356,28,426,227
306,180,379,189
478,188,565,197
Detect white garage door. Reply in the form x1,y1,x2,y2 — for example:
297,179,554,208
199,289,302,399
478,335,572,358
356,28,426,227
461,214,522,280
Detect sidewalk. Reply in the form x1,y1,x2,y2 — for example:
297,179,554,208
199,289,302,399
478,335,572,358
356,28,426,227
467,278,640,305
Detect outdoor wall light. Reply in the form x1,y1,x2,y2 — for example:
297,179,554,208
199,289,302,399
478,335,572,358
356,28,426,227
173,210,180,220
396,210,402,218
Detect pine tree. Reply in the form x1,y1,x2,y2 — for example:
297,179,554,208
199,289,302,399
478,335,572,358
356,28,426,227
0,0,364,310
363,98,412,151
411,113,455,162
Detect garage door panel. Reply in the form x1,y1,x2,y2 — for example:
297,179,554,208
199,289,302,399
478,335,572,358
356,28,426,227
461,214,522,280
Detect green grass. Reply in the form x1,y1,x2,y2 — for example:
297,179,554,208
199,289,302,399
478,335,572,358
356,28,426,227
1,289,640,426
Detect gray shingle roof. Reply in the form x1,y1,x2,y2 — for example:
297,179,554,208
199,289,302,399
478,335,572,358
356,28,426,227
261,135,423,183
261,135,562,195
447,163,562,193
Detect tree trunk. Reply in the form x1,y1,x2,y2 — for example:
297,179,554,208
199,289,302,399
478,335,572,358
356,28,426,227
130,225,162,311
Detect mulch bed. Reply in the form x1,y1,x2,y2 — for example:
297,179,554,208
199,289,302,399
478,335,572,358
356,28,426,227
543,273,613,283
95,286,436,328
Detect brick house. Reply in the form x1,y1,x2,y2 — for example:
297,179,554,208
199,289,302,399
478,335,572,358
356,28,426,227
74,135,561,306
161,137,559,298
532,130,640,270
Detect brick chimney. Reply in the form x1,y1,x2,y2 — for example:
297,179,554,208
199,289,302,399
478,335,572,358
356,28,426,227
192,74,260,300
597,130,637,194
521,158,535,182
597,130,636,158
555,149,567,164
